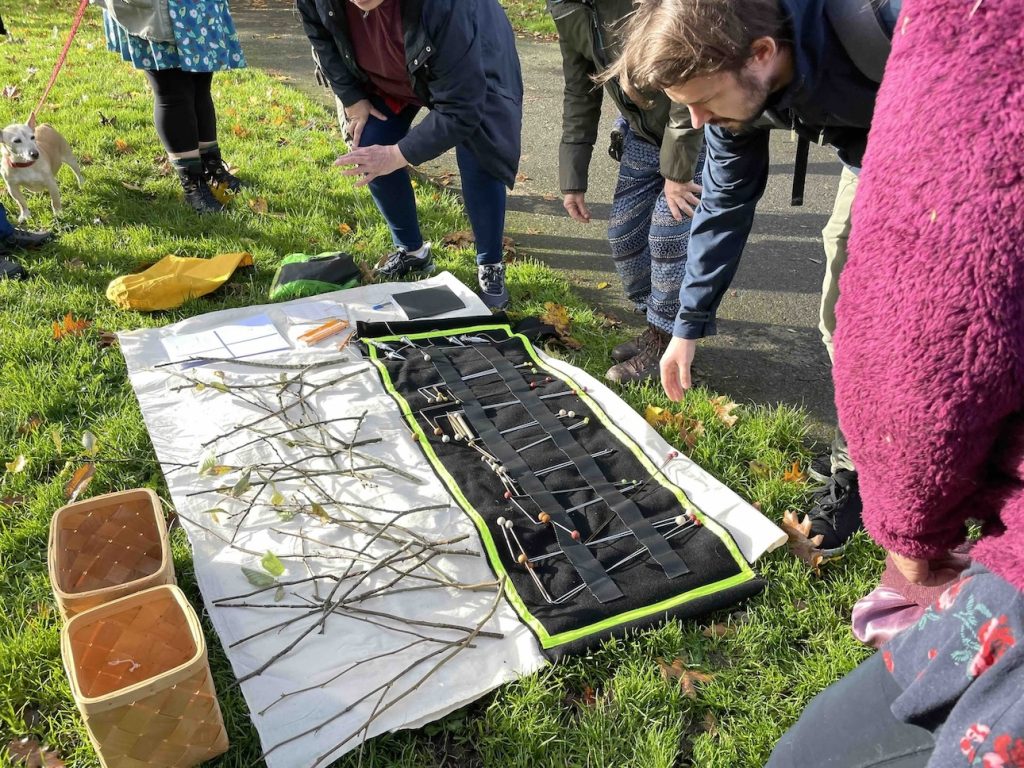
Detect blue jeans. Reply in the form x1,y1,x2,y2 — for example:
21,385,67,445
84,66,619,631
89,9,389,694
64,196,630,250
0,206,14,238
353,97,507,265
607,122,706,334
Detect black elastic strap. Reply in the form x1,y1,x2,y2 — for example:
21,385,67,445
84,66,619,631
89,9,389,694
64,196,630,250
479,347,689,579
430,350,624,603
792,136,810,206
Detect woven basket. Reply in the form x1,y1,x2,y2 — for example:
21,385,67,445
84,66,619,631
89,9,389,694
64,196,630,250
61,585,229,768
48,488,174,619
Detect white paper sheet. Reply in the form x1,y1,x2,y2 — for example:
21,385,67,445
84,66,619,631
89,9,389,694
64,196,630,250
117,272,784,767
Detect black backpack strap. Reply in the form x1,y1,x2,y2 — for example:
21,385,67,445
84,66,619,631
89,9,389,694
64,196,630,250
791,136,810,206
824,0,894,83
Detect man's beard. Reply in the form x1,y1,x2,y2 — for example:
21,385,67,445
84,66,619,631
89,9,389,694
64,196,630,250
709,70,770,135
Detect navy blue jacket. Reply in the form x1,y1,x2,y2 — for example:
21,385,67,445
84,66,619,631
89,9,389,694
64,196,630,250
297,0,524,189
674,0,891,339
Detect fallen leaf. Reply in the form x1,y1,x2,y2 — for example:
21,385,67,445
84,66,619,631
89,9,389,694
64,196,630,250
248,197,269,215
580,685,597,707
540,301,574,345
701,623,733,639
113,138,132,154
97,111,117,127
596,311,622,330
702,712,719,737
203,507,226,523
64,463,95,501
275,136,290,148
97,331,119,349
17,415,42,436
441,230,475,249
261,551,285,577
502,235,518,262
749,460,771,479
230,468,253,498
81,430,98,456
656,657,715,699
119,181,152,197
52,313,91,340
2,85,21,100
515,171,530,182
782,461,807,484
337,222,352,235
5,455,27,474
241,566,275,588
437,171,455,187
596,281,610,290
6,737,65,767
231,124,250,138
781,509,835,575
1,495,26,508
710,395,740,428
63,258,85,271
644,406,705,450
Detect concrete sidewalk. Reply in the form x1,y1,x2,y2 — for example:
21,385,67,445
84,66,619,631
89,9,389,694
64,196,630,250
230,1,843,440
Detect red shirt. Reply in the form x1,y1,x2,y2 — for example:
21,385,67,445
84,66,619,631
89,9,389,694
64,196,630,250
344,0,422,113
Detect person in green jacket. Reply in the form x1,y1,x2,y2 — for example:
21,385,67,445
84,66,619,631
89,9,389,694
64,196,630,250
550,0,704,384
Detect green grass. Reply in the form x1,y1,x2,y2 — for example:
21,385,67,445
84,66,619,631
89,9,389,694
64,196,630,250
500,0,558,37
0,4,879,766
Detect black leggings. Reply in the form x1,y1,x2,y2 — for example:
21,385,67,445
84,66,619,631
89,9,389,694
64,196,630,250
765,654,935,768
144,69,216,154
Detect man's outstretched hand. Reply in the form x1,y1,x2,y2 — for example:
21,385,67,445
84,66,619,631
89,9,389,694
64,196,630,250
660,336,697,402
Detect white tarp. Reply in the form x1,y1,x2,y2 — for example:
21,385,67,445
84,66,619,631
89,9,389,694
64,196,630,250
118,272,785,767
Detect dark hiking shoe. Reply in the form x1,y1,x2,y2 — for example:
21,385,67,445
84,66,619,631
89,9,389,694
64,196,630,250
176,164,224,214
478,263,510,310
808,452,833,484
0,256,28,279
201,147,243,194
807,469,864,554
0,227,52,251
374,243,434,280
611,333,641,363
605,325,671,385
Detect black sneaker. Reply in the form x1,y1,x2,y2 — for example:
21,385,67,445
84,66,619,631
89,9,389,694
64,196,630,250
374,243,434,280
806,469,863,554
0,256,28,280
477,263,509,310
0,227,53,252
807,452,832,484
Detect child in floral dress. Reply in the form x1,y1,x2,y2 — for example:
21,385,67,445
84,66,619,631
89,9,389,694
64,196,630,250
101,0,246,213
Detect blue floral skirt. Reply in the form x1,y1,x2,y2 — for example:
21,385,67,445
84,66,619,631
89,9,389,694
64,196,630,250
103,1,246,73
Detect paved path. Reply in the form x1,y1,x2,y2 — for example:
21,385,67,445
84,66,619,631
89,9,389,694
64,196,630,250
231,1,843,441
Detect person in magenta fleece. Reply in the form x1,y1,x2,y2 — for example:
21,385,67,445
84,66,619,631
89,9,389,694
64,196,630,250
765,0,1024,766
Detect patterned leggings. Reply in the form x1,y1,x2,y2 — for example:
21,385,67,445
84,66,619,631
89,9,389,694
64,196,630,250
607,121,705,334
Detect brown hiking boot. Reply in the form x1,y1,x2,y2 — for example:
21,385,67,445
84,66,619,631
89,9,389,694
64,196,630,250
605,325,672,384
610,333,641,363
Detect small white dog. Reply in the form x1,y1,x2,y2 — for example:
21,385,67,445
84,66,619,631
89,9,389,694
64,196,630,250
0,123,83,222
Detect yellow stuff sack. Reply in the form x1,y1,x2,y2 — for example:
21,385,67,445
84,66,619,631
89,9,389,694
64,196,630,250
106,252,254,311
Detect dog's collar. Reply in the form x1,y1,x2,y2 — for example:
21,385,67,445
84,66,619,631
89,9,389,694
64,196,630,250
4,157,36,169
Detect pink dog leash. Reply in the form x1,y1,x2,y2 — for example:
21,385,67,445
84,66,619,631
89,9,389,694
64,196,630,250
27,0,90,129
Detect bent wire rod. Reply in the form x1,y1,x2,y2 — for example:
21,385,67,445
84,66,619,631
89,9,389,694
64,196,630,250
497,516,701,606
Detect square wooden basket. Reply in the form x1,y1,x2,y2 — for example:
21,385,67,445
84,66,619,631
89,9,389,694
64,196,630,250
48,488,175,619
61,584,229,768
